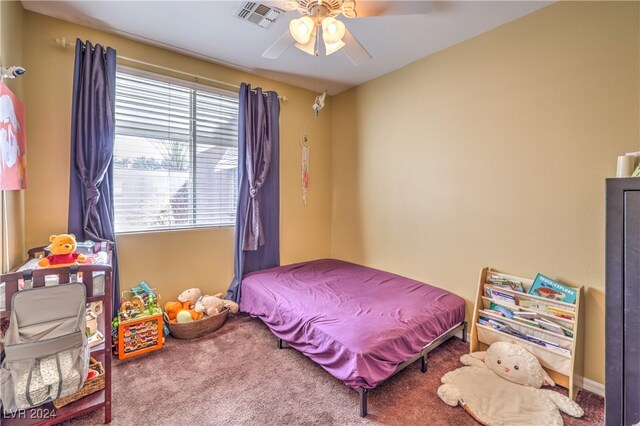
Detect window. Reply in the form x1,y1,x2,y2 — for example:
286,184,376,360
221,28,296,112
113,70,239,233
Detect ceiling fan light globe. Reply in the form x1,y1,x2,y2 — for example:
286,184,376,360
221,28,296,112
324,39,345,55
294,25,318,56
321,17,346,44
289,16,314,44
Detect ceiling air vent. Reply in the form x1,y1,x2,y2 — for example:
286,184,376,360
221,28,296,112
235,2,285,29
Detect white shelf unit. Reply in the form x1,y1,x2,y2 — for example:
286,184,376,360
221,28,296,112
469,267,584,399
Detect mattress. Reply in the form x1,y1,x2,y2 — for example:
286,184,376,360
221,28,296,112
240,259,466,389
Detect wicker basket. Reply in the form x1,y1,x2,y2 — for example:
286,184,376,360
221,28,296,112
53,357,105,409
167,307,229,340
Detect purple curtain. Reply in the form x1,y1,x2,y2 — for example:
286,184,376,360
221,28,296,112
67,39,119,315
227,84,280,303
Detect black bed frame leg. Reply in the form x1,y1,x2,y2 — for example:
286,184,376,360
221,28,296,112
421,354,428,373
462,322,468,343
277,338,283,349
358,388,368,417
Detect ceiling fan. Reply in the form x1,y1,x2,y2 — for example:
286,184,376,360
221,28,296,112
262,1,433,65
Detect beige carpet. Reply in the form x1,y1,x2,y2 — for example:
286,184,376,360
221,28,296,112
65,314,604,425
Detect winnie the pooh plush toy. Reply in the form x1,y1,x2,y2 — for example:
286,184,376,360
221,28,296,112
438,341,583,425
38,234,87,268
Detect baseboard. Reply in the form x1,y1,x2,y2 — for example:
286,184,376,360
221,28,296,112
576,376,605,397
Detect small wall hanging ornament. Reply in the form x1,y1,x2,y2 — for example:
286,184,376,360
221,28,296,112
0,66,26,80
0,81,27,190
312,90,327,118
301,131,310,205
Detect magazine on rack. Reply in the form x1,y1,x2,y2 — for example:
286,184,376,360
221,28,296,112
486,274,526,292
479,315,570,356
485,286,517,305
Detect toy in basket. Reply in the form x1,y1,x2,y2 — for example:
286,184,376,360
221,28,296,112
115,283,164,359
164,288,238,340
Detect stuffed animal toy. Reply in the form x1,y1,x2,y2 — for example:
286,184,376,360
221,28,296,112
194,293,240,317
194,293,224,317
166,288,204,322
164,301,183,322
176,311,193,323
222,298,239,314
438,342,583,426
164,288,204,323
38,234,87,268
178,288,201,309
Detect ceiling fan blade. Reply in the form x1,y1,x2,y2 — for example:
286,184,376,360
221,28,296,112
262,31,295,59
354,1,433,17
342,28,372,66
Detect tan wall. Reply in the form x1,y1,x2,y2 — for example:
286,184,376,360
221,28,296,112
330,1,639,385
23,11,332,301
0,0,26,272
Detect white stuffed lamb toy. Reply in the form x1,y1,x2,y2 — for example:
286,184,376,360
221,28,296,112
438,342,584,426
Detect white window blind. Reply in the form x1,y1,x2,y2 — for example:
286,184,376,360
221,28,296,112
114,71,239,233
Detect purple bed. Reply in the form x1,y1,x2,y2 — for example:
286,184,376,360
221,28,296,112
240,259,466,416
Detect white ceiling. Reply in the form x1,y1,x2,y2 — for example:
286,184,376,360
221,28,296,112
21,1,553,95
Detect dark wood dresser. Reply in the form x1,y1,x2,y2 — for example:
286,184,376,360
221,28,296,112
606,177,640,425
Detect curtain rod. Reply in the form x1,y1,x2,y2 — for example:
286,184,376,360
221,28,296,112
53,37,288,102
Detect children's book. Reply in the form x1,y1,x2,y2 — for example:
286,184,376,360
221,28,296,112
536,312,575,331
546,306,575,321
537,318,565,335
527,337,571,356
514,317,540,328
486,275,526,292
519,299,547,312
479,315,503,327
486,286,516,305
479,315,507,330
512,311,537,319
478,316,491,326
483,318,527,339
489,301,517,319
528,274,577,304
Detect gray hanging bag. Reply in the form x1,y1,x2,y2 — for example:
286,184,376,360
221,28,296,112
0,283,89,412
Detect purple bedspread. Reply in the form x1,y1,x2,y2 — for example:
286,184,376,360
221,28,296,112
240,259,466,389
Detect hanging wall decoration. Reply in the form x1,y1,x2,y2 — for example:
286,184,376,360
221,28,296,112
312,91,327,118
301,131,310,205
0,82,27,190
